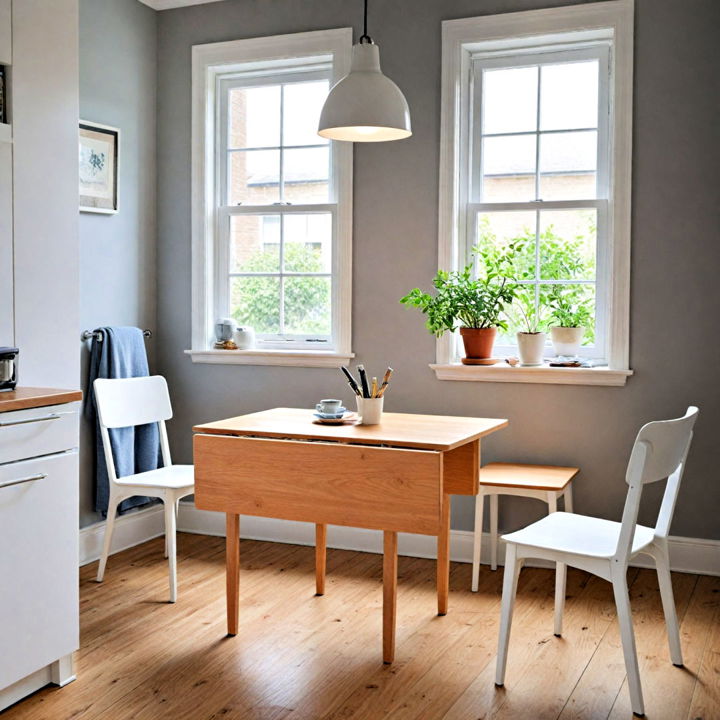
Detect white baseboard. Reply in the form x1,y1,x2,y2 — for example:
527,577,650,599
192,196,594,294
79,505,165,567
79,501,720,577
177,504,720,577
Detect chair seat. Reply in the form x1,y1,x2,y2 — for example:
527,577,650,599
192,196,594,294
502,511,656,559
480,463,579,491
115,464,194,490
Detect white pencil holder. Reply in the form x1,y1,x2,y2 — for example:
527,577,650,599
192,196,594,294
356,396,384,425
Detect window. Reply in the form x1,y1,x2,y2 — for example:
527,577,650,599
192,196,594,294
436,1,634,385
471,48,608,359
190,29,354,367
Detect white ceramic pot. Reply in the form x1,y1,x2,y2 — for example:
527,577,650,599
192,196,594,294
550,326,584,356
233,326,256,350
516,332,546,366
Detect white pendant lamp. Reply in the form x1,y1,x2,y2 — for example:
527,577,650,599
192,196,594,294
318,0,411,142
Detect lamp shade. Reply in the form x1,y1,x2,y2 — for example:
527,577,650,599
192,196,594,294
318,42,411,142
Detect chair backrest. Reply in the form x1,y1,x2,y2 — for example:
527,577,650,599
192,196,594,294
615,406,698,562
94,376,173,429
93,376,173,483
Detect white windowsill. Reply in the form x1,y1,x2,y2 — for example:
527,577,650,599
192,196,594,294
185,349,355,368
430,363,633,386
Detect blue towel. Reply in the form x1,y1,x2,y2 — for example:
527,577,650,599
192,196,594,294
85,327,162,516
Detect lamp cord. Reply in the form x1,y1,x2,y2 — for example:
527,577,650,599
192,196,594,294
359,0,372,44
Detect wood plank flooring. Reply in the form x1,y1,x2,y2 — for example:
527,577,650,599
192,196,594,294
4,533,719,720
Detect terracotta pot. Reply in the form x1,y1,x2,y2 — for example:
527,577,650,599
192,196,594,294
460,327,497,359
550,326,584,356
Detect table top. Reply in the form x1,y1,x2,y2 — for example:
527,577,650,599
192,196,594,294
193,407,508,451
0,387,83,413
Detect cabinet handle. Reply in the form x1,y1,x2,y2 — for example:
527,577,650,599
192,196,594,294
0,473,48,489
0,413,62,428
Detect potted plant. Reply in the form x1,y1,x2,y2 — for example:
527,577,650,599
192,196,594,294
400,245,520,362
514,301,547,366
546,286,593,357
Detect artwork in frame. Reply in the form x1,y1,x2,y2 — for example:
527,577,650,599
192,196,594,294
79,121,119,214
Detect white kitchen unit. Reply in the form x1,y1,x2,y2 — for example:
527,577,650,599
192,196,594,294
0,388,81,711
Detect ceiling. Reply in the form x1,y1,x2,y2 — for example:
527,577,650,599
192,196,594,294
138,0,223,10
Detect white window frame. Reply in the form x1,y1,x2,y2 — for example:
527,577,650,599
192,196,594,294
433,1,634,386
188,28,354,367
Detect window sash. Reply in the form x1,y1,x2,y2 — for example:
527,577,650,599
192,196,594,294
215,67,339,350
216,204,338,349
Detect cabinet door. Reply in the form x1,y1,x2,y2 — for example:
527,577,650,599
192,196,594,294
0,451,79,689
0,140,12,343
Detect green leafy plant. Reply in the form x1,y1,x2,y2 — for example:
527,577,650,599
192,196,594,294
475,214,597,344
546,285,593,329
400,244,522,337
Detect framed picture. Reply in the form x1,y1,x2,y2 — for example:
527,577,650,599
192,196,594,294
79,121,119,214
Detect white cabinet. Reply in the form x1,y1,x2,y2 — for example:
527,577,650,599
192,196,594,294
0,401,79,711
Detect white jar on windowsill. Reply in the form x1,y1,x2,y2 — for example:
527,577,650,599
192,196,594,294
233,326,256,350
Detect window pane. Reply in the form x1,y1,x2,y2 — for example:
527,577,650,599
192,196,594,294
283,146,330,204
283,81,330,147
482,66,538,134
481,135,536,202
229,215,280,273
539,130,597,200
476,211,536,280
284,213,332,273
541,283,596,346
540,61,599,132
283,276,331,336
539,209,596,281
228,85,280,149
228,149,280,205
231,276,281,334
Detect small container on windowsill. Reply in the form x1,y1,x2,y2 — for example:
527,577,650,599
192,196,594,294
356,396,383,425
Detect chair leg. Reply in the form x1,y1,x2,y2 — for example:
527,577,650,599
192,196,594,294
654,542,683,666
96,494,120,582
564,485,574,513
165,499,181,559
554,562,566,636
165,495,178,603
495,543,522,686
471,491,484,592
611,566,645,716
490,494,499,571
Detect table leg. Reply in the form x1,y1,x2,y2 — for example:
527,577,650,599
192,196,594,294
315,523,327,595
437,493,450,616
383,530,398,664
226,513,240,636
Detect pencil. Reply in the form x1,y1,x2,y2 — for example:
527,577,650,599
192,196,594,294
376,367,393,398
371,377,378,398
340,366,361,396
357,365,370,398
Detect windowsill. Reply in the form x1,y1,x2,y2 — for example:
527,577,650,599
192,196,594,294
430,362,633,386
185,349,355,368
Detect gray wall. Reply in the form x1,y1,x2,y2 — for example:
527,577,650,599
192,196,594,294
155,0,720,539
79,0,157,526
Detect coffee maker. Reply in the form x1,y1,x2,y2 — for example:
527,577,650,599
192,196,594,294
0,347,18,392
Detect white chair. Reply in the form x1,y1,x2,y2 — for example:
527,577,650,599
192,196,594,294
471,463,578,591
94,376,194,603
495,407,698,718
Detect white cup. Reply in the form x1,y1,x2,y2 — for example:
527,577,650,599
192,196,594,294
233,326,256,350
356,396,384,425
317,398,342,415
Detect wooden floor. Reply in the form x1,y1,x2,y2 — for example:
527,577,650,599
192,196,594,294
5,533,719,720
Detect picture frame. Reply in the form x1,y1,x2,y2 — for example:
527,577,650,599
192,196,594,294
79,121,119,214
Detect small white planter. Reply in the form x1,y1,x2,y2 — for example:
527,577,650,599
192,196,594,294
550,326,584,356
516,332,546,366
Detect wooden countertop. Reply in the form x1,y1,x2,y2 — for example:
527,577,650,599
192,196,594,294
0,387,83,413
194,407,508,451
